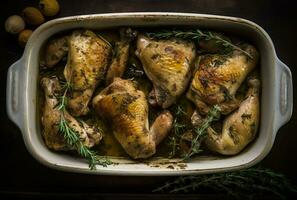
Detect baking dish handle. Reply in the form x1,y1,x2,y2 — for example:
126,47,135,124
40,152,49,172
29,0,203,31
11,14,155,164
6,58,25,130
274,58,293,134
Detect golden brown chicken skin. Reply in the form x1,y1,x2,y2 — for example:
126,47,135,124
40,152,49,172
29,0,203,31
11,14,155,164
64,30,112,116
204,76,260,155
92,78,173,159
187,44,259,115
136,36,196,109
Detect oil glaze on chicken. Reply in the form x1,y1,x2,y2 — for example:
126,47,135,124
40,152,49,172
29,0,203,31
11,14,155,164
64,30,112,116
136,36,196,108
92,78,173,159
39,28,261,162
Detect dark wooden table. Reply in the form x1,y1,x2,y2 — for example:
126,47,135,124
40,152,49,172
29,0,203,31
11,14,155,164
1,0,296,199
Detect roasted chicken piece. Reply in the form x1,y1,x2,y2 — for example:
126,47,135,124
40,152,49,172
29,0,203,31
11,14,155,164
43,36,69,68
136,36,196,108
92,78,173,159
187,44,259,114
204,76,260,155
41,77,102,151
105,28,137,85
64,30,112,116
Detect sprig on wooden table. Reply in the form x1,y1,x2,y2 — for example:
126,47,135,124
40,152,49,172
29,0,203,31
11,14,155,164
153,167,297,199
56,80,112,170
146,29,253,59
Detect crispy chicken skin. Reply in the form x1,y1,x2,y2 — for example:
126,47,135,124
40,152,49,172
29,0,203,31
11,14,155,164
204,76,260,155
187,44,259,115
105,28,137,85
64,30,112,116
41,77,102,151
136,36,196,108
92,78,173,159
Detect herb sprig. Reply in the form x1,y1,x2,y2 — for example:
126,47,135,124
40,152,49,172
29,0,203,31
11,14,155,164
168,105,188,158
153,167,297,199
146,29,253,59
56,80,112,170
183,105,220,160
169,104,220,159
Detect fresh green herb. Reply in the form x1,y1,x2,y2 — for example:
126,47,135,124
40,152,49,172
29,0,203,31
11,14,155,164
183,105,220,160
153,167,297,199
173,105,187,135
146,29,253,59
168,105,188,158
56,80,112,170
58,115,112,169
55,81,71,111
168,104,220,159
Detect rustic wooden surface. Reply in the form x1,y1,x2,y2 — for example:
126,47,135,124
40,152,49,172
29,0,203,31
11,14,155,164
0,0,296,199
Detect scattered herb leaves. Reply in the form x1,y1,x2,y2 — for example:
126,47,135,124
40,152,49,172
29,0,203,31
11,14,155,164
56,80,112,170
146,29,253,59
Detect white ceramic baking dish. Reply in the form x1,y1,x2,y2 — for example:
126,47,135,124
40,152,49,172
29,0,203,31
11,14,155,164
6,12,293,176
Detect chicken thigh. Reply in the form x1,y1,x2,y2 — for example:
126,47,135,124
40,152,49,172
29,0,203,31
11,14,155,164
92,78,173,159
136,36,196,108
204,76,260,155
41,77,102,151
187,44,259,114
64,30,112,116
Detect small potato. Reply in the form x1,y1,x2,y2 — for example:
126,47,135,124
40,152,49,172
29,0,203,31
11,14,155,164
5,15,25,34
18,29,33,47
39,0,60,17
22,7,45,25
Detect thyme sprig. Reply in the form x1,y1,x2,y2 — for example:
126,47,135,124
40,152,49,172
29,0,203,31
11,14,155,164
56,80,112,170
146,29,253,59
153,167,297,199
169,105,220,159
183,105,220,160
173,105,187,135
168,105,188,158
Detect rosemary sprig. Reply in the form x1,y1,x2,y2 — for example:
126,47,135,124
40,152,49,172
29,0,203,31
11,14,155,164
56,80,112,170
153,167,297,199
58,115,112,169
146,29,253,59
183,105,220,160
55,81,71,111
